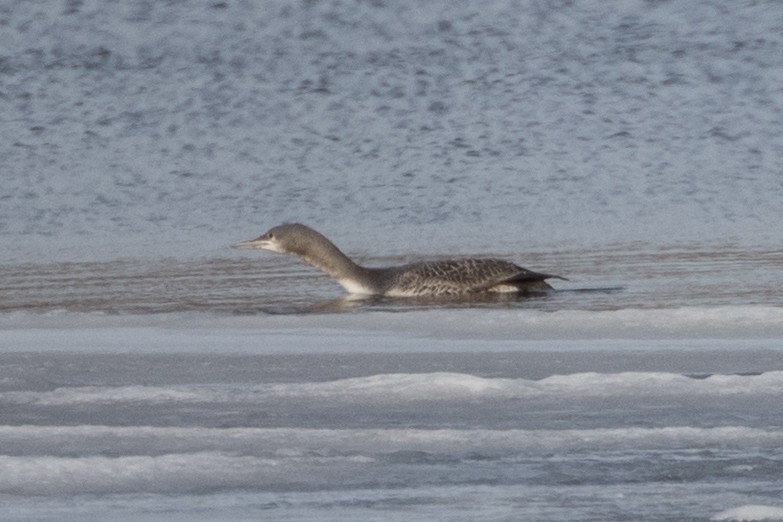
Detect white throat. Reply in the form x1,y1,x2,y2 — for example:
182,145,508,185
337,278,374,295
261,241,286,254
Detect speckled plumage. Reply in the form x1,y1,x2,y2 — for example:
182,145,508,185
381,259,559,296
232,223,565,297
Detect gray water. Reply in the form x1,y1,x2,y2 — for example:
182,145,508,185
2,1,783,520
2,0,782,263
3,243,782,314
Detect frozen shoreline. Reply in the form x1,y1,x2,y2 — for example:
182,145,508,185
3,309,782,521
3,305,783,352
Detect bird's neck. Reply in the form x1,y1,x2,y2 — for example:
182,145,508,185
295,238,376,293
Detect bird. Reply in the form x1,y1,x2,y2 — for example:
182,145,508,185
231,223,566,297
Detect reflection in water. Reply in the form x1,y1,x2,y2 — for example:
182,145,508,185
285,287,629,314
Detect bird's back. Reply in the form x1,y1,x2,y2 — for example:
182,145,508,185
381,258,559,297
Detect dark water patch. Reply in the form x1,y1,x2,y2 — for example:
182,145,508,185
0,242,780,315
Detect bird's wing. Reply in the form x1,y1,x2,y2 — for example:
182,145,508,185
391,259,550,295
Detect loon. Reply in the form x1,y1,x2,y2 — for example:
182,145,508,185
231,223,566,297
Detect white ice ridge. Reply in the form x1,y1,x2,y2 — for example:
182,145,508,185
1,425,782,457
3,371,783,406
1,426,782,496
712,505,783,521
4,305,783,340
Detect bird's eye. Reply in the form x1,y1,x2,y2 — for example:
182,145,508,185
268,233,274,239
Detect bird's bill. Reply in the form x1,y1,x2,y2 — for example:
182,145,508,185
230,237,269,250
